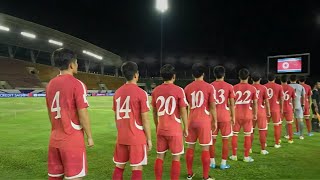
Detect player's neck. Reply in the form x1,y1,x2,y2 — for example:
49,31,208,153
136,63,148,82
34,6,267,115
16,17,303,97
240,80,248,83
60,70,73,76
216,78,224,81
253,81,260,84
195,77,204,81
290,81,297,84
126,80,137,84
269,81,275,83
164,80,174,84
281,82,287,85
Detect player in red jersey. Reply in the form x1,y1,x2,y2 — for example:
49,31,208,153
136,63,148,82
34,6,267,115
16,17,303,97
46,48,94,180
251,72,271,155
152,64,188,180
264,73,284,148
230,68,257,162
280,75,296,143
184,63,216,180
210,66,235,169
299,76,313,136
112,61,152,180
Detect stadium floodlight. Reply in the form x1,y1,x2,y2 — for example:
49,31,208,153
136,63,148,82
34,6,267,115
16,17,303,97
156,0,168,13
49,39,63,46
83,50,103,60
0,25,10,32
21,32,36,39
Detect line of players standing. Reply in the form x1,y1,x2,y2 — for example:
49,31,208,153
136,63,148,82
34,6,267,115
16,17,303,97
111,61,317,180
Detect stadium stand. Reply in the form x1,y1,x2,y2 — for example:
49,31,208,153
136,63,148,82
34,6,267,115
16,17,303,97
0,57,125,90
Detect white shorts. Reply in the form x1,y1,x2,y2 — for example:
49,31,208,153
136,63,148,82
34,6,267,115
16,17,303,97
294,108,304,119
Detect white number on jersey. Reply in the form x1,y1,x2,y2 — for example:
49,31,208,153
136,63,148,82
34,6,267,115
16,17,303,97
283,91,290,101
157,96,177,116
51,91,61,119
235,90,251,105
216,89,226,105
116,96,132,120
190,91,205,109
267,88,274,99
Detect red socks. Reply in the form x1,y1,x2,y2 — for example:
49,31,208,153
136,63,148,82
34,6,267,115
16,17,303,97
171,160,181,180
112,167,124,180
288,124,293,140
131,170,142,180
274,125,280,145
231,135,238,156
209,139,216,158
201,151,210,179
259,130,267,150
222,138,229,160
306,119,311,133
154,158,163,180
186,148,194,175
251,130,255,146
244,135,251,157
49,177,63,180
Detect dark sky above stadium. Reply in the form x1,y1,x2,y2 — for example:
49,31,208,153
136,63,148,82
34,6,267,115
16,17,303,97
1,0,320,67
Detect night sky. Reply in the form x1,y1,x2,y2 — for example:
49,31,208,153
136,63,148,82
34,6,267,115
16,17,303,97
1,0,320,77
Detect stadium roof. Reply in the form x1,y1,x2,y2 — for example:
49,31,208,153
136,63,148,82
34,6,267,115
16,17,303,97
0,13,122,67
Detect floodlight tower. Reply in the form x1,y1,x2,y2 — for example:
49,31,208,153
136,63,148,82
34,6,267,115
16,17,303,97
156,0,168,72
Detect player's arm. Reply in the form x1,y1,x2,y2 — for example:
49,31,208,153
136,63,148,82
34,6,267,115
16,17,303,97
45,96,53,126
141,112,152,150
313,99,319,113
152,107,158,129
265,98,271,117
229,98,235,125
253,99,258,120
78,108,94,147
279,90,284,115
210,101,217,130
180,106,188,137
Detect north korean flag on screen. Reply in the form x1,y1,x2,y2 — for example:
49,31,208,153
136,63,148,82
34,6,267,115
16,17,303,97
277,57,302,73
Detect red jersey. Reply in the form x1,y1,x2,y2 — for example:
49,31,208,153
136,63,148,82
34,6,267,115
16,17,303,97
234,83,257,120
152,83,188,136
46,74,89,148
282,84,296,113
184,80,216,125
252,84,268,110
211,81,235,122
301,83,312,105
264,82,284,112
113,83,150,145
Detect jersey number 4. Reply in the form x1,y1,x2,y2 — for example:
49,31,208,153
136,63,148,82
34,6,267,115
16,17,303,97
51,91,61,119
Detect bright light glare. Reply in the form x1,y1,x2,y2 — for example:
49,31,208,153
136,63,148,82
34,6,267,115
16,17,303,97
49,39,63,46
21,32,36,39
83,50,103,60
0,25,10,32
156,0,168,13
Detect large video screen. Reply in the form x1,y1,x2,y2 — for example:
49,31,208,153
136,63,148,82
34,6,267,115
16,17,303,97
267,53,310,75
277,57,302,73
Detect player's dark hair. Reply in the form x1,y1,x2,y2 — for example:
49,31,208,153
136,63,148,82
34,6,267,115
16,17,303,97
290,75,297,82
239,68,250,80
52,48,77,70
267,73,276,81
160,64,176,81
299,76,306,82
251,72,261,82
213,66,225,79
192,63,206,78
121,61,138,81
280,74,288,83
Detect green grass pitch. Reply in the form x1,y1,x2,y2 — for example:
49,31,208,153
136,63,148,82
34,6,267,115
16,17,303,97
0,96,320,179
